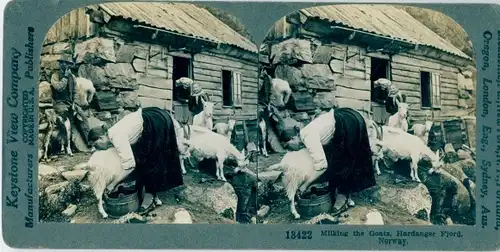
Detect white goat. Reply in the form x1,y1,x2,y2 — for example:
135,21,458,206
184,125,250,181
375,126,444,182
266,148,355,219
262,71,291,108
387,100,409,132
192,100,215,130
213,113,237,140
74,148,155,219
74,77,95,108
365,119,385,176
411,120,434,145
170,114,192,175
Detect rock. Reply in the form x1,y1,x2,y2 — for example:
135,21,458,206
173,208,193,224
300,64,336,90
74,37,116,64
115,44,141,63
52,42,71,54
118,91,140,109
62,204,77,217
444,143,456,154
270,39,313,65
312,45,337,64
104,63,138,90
71,126,91,153
40,54,63,70
257,205,270,218
77,64,108,90
459,159,476,182
371,182,432,221
39,164,59,176
178,182,237,219
274,65,305,91
426,169,475,225
61,170,88,182
457,149,473,160
258,171,282,183
365,209,384,225
39,81,53,103
45,181,69,195
313,91,337,109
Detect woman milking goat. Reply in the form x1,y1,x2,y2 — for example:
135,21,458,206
87,106,184,214
292,106,376,216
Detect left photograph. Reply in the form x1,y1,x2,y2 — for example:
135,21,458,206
38,2,260,224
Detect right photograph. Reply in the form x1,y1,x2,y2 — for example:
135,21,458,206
255,4,477,226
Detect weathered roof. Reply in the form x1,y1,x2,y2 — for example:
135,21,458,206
98,2,258,53
299,4,471,60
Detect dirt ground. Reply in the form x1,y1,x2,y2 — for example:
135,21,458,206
257,153,431,225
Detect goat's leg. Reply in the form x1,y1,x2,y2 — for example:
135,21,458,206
289,191,301,219
64,118,73,156
258,119,268,157
347,194,355,207
180,157,187,175
43,128,52,160
410,155,421,183
106,169,135,193
374,157,381,175
298,170,325,195
153,193,162,206
216,155,227,182
94,186,108,218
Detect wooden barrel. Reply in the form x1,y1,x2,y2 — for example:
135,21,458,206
462,116,476,149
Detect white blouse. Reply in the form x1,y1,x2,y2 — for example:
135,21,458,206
299,109,335,171
107,108,144,170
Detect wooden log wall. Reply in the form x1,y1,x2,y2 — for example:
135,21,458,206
43,8,91,45
193,51,259,121
391,52,460,123
311,40,462,124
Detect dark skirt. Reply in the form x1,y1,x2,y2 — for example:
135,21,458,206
131,107,184,197
323,108,376,196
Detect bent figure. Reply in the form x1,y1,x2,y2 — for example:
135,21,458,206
88,106,184,214
298,107,376,216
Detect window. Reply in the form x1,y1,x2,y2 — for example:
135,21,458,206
370,57,391,103
420,71,441,108
172,56,192,102
221,70,242,107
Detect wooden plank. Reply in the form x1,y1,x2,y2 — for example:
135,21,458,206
195,53,258,72
334,76,371,91
345,69,367,79
194,61,259,78
136,74,172,90
392,55,441,70
392,69,421,79
335,86,370,101
392,75,421,84
336,97,370,112
138,85,172,100
139,97,168,109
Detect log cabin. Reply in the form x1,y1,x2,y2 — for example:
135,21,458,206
259,4,475,127
40,2,259,125
39,2,261,152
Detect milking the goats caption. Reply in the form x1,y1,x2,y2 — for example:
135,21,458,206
5,26,36,229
